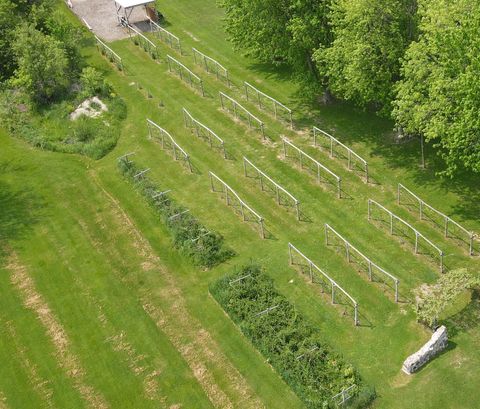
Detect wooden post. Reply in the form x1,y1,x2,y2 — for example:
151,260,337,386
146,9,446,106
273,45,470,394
330,137,334,157
367,200,371,220
220,93,224,109
337,178,341,199
390,212,393,235
345,242,350,262
240,202,245,221
225,188,229,205
243,158,247,177
325,225,329,245
283,139,287,158
193,48,197,64
288,244,293,265
365,163,369,184
347,150,351,170
295,201,300,221
209,173,214,191
397,184,401,204
259,218,265,239
331,283,335,304
420,200,424,220
309,262,313,282
244,83,249,100
260,123,265,140
444,217,449,237
289,111,293,130
354,304,358,326
470,233,474,256
313,128,317,147
368,260,372,281
199,80,205,97
394,280,399,303
273,101,277,119
414,232,419,254
186,156,192,173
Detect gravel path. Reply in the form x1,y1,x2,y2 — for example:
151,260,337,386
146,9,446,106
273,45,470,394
70,0,149,41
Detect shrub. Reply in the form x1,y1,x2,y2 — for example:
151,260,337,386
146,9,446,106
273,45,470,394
210,264,373,409
80,67,111,98
118,157,234,268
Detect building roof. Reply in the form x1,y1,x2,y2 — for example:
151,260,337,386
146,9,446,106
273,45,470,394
115,0,153,9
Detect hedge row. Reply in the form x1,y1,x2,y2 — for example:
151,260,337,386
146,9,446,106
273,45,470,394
210,264,375,409
118,157,234,268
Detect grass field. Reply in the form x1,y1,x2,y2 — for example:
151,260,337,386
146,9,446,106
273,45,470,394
0,0,479,408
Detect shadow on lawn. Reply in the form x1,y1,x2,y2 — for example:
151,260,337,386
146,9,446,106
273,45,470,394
444,290,480,338
0,177,44,259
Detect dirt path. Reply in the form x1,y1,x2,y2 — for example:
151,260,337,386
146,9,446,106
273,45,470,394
90,171,264,409
7,253,110,409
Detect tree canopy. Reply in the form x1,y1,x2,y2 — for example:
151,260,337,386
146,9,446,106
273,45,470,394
316,0,417,114
393,0,480,175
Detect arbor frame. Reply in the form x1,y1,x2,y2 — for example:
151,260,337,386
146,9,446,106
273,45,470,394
147,119,193,172
325,224,399,302
209,171,265,238
148,18,182,54
95,36,123,71
219,92,265,139
288,243,359,326
166,55,205,96
244,81,293,129
125,24,159,60
368,199,444,272
282,137,342,198
243,157,300,220
192,48,230,87
313,126,368,183
398,183,476,256
182,108,226,158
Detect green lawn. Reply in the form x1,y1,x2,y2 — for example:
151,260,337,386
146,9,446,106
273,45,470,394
0,0,479,408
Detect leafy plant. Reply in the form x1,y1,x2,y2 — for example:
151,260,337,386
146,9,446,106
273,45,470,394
210,264,375,408
118,157,234,268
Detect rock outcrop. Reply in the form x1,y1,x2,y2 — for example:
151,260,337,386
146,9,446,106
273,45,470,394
402,326,448,375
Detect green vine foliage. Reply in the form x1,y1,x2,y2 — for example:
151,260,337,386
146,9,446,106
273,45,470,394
415,269,480,328
210,264,376,408
118,157,234,268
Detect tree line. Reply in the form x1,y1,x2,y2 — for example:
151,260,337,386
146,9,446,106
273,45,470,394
220,0,480,176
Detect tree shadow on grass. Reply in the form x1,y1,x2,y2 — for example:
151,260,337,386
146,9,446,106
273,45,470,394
443,290,480,338
0,177,45,260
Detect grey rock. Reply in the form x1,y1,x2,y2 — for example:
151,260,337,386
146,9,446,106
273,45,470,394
402,326,448,375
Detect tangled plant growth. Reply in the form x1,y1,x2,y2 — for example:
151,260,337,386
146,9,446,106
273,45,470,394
210,264,375,408
415,269,480,328
118,157,234,268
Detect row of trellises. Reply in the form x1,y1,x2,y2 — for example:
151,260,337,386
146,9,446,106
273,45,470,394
210,264,376,409
117,154,234,268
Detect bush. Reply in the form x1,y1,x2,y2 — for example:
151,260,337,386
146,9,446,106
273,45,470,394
210,264,374,409
118,157,234,268
80,67,111,98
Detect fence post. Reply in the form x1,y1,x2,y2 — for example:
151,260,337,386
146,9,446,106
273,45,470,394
331,283,335,304
395,280,399,303
209,172,214,191
390,212,393,235
444,217,449,238
259,218,265,239
243,158,247,177
368,260,372,281
309,262,313,282
354,304,358,326
220,92,224,109
330,138,334,157
347,150,351,170
288,244,293,265
345,242,350,262
470,233,474,256
365,163,369,184
420,200,424,220
414,232,419,254
295,201,300,221
325,224,329,245
367,200,371,220
337,179,341,199
283,139,287,158
397,184,401,204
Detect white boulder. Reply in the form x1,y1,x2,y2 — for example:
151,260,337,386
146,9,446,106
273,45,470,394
402,326,448,375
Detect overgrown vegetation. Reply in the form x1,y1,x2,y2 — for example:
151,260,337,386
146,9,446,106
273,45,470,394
220,0,480,175
118,157,234,268
415,269,480,328
210,264,376,408
0,0,124,159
